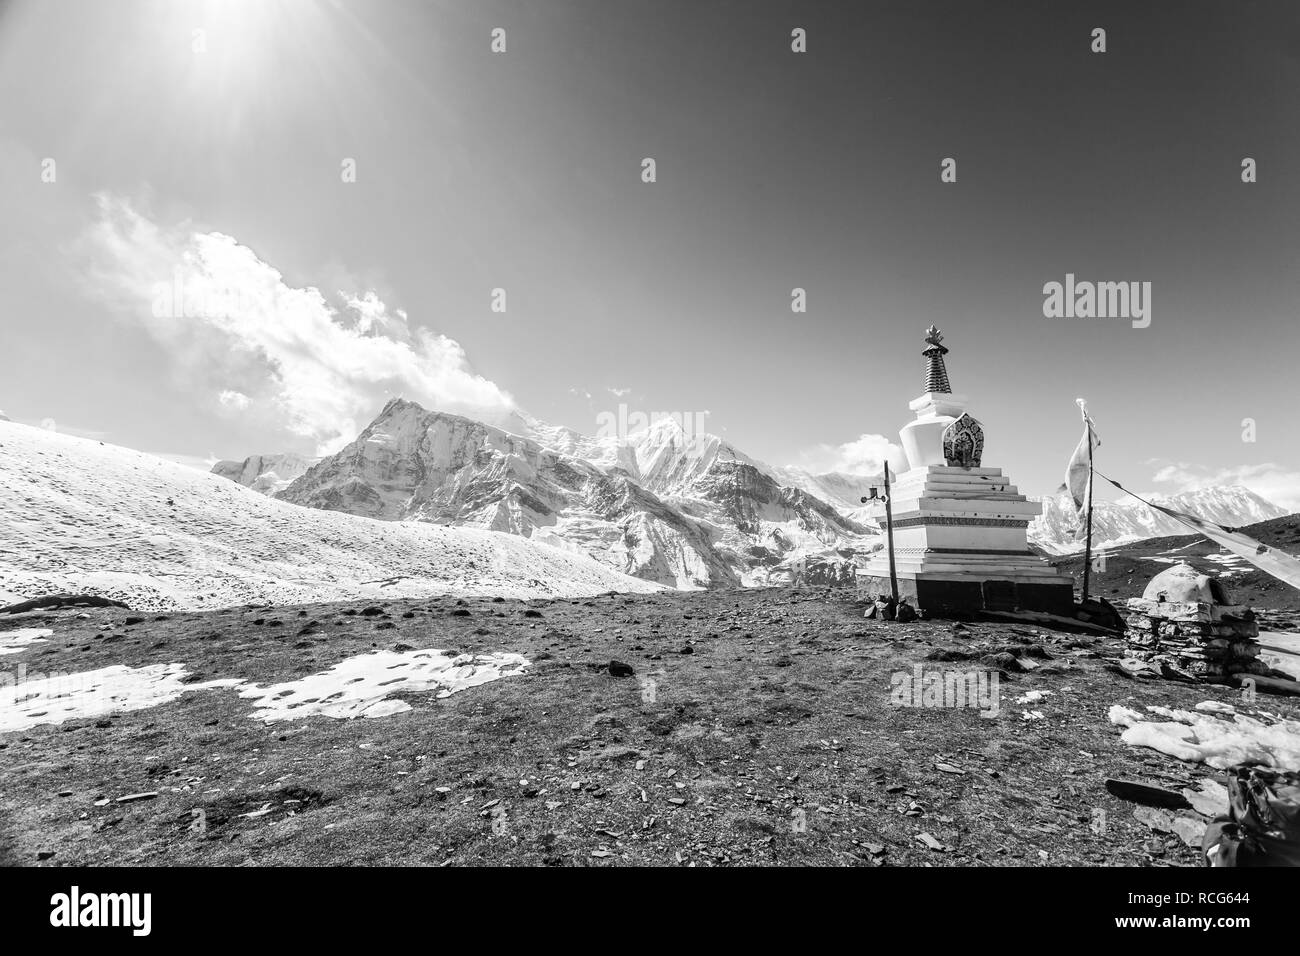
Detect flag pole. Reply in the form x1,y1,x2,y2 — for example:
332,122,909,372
883,461,899,605
1081,407,1094,604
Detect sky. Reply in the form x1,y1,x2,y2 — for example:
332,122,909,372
1,0,1298,507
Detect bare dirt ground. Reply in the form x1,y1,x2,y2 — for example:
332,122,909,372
3,587,1294,867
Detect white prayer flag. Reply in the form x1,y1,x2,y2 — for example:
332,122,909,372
1064,399,1100,536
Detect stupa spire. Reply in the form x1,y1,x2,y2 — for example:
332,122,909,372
922,325,952,394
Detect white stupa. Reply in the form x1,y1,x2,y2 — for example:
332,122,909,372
857,327,1075,614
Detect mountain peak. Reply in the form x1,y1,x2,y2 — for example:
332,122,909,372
1030,483,1288,553
261,399,876,588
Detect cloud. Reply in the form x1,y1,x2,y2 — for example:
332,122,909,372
1149,460,1300,512
607,387,631,398
76,194,517,455
568,387,592,401
217,389,251,410
792,433,905,476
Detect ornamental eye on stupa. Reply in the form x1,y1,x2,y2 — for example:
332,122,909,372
943,412,984,469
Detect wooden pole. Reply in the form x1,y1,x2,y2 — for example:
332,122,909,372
884,461,899,604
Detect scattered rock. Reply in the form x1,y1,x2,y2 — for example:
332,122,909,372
2,594,129,614
1172,815,1208,848
115,792,159,804
914,832,946,851
1133,806,1176,832
1182,779,1230,818
1104,778,1192,810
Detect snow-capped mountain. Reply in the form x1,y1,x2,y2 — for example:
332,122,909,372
265,399,876,588
1029,486,1288,554
772,467,882,514
0,420,661,611
211,399,1288,585
211,452,317,495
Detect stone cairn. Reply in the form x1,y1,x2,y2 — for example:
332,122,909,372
1124,563,1265,680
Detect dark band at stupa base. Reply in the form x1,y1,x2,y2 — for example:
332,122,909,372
857,574,1075,616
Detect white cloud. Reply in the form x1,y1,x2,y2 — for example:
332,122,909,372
1149,460,1300,512
792,433,906,476
607,387,631,397
218,389,251,410
77,194,517,455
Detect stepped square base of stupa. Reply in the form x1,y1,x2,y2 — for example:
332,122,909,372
856,465,1076,615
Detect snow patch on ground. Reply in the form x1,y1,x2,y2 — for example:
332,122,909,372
0,663,240,733
1109,703,1300,771
237,649,531,722
1147,552,1248,577
0,628,53,655
0,648,530,731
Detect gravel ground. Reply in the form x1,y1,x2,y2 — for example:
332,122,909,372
3,587,1294,867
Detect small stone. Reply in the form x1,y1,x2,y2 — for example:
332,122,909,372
115,792,159,804
1134,805,1177,832
1172,815,1208,848
915,832,946,851
1182,780,1229,818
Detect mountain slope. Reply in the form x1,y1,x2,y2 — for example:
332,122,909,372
1030,486,1288,553
272,400,877,588
771,467,881,514
211,453,317,495
0,421,662,612
1053,514,1300,612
